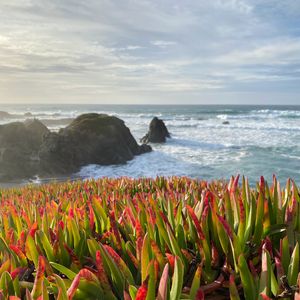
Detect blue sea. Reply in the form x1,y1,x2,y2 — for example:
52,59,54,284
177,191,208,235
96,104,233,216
1,104,299,185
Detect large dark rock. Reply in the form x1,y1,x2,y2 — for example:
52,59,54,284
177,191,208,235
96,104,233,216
0,114,152,181
39,113,152,175
0,119,50,180
141,117,170,143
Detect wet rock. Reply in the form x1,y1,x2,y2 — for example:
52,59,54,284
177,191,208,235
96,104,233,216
0,114,152,181
0,119,49,180
39,113,152,175
141,117,170,143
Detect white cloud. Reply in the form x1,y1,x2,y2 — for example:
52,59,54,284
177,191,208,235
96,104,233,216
213,0,253,14
151,40,178,48
216,39,300,66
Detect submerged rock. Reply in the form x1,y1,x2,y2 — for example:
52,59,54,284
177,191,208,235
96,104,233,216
141,117,170,143
39,113,152,175
222,121,230,125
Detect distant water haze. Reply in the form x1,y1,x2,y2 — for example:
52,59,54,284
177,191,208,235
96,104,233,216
0,104,299,185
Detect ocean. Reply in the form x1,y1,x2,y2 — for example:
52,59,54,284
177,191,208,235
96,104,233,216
1,104,299,185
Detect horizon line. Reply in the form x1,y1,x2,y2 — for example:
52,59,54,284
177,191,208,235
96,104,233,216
1,103,300,106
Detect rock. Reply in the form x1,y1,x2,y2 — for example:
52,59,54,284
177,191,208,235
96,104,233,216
24,112,33,117
24,119,50,149
39,113,152,175
222,121,230,125
0,114,152,181
0,119,50,180
141,117,170,143
0,111,12,119
138,143,152,154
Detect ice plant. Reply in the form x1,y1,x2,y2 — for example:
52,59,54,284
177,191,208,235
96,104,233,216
0,176,299,299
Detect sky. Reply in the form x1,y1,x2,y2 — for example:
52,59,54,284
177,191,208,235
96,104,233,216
0,0,300,105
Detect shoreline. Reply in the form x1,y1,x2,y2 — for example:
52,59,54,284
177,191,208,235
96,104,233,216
0,174,83,189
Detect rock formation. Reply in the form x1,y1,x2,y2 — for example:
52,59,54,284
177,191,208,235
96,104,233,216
0,114,152,181
0,119,49,180
38,113,152,175
141,117,170,143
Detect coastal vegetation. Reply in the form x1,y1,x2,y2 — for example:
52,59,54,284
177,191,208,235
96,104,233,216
0,176,299,299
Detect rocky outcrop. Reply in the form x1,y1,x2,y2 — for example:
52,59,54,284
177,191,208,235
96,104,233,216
141,117,170,143
39,113,152,175
0,119,50,180
0,114,152,181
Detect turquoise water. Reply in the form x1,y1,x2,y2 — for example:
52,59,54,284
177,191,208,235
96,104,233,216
1,104,299,185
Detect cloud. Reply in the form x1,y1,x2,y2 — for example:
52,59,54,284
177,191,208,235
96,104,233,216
215,39,300,66
151,40,178,48
0,0,299,104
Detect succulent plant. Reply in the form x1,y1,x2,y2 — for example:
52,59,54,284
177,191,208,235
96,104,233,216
0,175,299,299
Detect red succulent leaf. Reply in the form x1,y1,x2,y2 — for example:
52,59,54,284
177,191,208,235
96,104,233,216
260,294,272,300
17,231,26,249
230,174,240,194
238,196,245,223
126,247,139,268
31,256,46,299
88,203,95,230
216,214,233,240
263,237,273,257
69,208,74,218
135,278,148,300
186,205,205,240
95,250,110,286
11,267,27,280
249,260,258,279
58,220,64,230
275,257,284,281
260,176,265,197
124,291,132,300
110,211,122,249
29,222,38,238
135,219,144,260
166,253,175,273
67,268,98,299
10,245,26,261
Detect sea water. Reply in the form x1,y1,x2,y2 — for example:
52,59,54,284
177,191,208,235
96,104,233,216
1,104,299,185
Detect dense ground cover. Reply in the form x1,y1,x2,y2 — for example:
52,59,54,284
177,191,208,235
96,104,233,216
0,176,299,299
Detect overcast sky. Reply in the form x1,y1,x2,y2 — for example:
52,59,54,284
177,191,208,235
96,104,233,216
0,0,300,104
